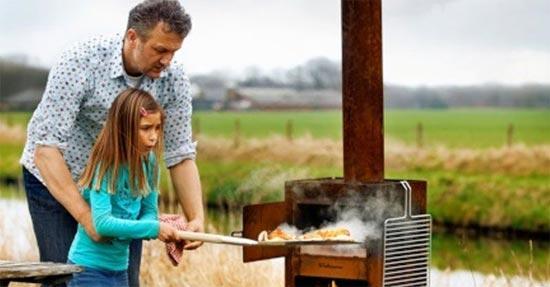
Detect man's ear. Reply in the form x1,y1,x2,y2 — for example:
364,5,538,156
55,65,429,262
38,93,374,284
126,29,139,48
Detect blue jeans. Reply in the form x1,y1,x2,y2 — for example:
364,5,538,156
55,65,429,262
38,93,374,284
23,167,143,287
67,260,129,287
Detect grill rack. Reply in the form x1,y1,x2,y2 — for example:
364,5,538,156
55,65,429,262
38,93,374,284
383,181,432,287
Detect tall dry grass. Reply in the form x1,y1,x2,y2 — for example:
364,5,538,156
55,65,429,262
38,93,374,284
0,121,26,144
1,118,548,176
140,234,283,287
0,200,38,262
0,201,546,287
196,135,550,176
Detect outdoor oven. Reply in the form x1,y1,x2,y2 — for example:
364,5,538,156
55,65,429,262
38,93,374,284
236,1,431,286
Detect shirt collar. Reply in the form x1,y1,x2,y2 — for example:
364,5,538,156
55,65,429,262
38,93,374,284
109,34,125,79
109,34,169,80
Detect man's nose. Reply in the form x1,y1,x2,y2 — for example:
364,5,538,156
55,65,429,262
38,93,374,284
160,53,173,65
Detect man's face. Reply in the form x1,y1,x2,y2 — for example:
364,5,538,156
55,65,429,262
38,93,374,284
127,22,183,78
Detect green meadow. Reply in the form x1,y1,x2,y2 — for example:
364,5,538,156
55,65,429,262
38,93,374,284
2,108,549,148
192,109,550,148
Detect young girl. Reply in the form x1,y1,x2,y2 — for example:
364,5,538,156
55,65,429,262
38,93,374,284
67,88,181,287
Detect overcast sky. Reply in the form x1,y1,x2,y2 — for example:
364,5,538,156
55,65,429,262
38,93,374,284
0,0,549,86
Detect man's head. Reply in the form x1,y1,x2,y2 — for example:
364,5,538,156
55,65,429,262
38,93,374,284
123,0,192,78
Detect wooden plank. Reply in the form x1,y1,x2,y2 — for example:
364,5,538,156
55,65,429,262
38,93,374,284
0,261,82,280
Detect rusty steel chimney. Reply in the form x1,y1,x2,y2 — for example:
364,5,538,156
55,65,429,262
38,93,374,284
342,0,384,183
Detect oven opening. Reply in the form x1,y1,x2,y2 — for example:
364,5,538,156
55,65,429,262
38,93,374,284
295,204,336,230
295,203,367,258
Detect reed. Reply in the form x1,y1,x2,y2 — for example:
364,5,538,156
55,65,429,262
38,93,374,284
0,121,26,144
196,135,550,176
140,236,283,287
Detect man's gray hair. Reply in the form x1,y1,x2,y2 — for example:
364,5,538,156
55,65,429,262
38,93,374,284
127,0,192,39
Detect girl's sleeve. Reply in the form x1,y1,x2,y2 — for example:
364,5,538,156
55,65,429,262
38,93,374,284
90,184,159,239
139,153,159,221
139,190,158,221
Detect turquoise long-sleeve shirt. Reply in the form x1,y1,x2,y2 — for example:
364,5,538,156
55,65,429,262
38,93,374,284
68,155,160,271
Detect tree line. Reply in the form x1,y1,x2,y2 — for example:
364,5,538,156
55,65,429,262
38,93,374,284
1,57,549,110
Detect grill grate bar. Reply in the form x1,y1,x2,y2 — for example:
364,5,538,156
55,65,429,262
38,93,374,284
385,262,428,271
386,238,430,247
385,280,427,287
385,242,430,252
386,227,431,236
385,251,429,262
385,268,428,278
385,223,431,231
385,247,429,257
384,274,429,285
386,269,427,281
386,230,431,238
384,218,431,226
385,257,429,266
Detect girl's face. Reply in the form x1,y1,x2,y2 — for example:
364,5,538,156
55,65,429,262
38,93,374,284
138,111,162,155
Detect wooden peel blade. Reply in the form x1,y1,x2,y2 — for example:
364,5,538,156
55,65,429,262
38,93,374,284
176,231,258,246
256,239,363,246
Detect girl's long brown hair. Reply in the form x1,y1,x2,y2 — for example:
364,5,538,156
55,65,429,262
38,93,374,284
79,88,165,196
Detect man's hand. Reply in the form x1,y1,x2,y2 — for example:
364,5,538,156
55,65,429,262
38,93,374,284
169,159,205,250
158,222,181,243
78,211,102,242
183,217,204,250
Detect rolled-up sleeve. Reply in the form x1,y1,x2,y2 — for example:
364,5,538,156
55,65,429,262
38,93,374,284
34,47,89,152
163,73,197,167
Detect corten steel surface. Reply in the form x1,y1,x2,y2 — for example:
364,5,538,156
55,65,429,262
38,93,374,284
286,179,426,287
342,0,384,183
243,202,289,262
242,179,427,286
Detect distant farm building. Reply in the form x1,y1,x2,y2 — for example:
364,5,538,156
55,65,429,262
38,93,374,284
225,88,341,110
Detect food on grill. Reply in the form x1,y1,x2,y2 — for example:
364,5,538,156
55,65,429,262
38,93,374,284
258,227,352,242
299,227,352,241
258,227,295,241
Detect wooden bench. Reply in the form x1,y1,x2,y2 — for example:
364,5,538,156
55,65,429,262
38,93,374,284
0,260,83,286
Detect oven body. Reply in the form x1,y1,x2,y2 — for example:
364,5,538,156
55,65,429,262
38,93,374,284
242,178,426,287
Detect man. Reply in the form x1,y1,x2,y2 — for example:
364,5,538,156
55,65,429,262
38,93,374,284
20,1,204,286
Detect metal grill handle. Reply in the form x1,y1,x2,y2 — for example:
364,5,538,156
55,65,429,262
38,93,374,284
401,180,413,218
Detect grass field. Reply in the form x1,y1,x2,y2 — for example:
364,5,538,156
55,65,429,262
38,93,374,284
2,109,549,148
192,109,549,148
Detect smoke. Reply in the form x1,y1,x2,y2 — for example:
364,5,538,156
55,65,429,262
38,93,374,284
276,183,406,242
277,223,301,238
323,189,404,241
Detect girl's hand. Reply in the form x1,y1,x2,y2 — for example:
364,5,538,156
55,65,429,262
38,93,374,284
157,222,180,242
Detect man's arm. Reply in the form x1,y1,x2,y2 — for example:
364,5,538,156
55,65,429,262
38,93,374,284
34,146,101,241
29,42,98,239
169,158,204,250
